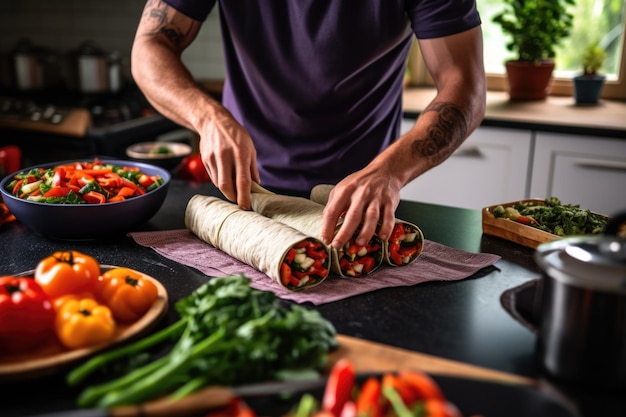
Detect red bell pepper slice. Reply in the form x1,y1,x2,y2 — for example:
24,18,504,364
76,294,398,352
307,242,329,260
280,262,293,287
285,248,297,264
138,174,155,189
422,398,463,417
82,191,107,204
356,377,382,417
51,167,66,187
322,358,356,417
97,172,123,189
517,215,540,226
358,255,376,274
382,373,418,406
11,179,23,196
396,370,445,402
44,186,71,198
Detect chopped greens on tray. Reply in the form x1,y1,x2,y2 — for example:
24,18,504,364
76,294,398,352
492,197,607,236
4,158,165,204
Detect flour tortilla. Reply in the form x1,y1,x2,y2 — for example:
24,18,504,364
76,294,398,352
250,192,383,277
309,184,425,266
185,194,329,290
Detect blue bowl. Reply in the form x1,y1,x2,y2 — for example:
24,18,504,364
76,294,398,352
0,159,171,240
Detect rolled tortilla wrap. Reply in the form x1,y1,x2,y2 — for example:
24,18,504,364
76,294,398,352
309,184,425,266
250,192,384,277
185,194,330,290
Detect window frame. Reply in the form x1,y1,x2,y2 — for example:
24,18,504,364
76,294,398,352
407,29,626,100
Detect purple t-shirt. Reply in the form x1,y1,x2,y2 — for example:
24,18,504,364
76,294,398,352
163,0,481,194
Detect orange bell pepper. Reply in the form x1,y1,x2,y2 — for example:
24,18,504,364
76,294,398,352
34,250,100,299
55,297,116,349
96,267,158,323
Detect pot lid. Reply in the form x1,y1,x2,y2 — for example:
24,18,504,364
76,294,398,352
535,235,626,293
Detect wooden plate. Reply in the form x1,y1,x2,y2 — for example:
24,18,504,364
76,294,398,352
0,265,169,382
482,199,609,249
482,199,559,249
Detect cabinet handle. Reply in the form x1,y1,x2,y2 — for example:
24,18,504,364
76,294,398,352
574,158,626,172
453,146,484,158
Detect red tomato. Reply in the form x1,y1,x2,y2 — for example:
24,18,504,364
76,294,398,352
178,154,211,182
0,276,55,353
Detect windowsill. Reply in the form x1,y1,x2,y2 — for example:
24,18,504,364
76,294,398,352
402,87,626,139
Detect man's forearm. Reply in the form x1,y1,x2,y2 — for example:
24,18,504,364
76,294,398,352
131,0,221,134
411,100,471,168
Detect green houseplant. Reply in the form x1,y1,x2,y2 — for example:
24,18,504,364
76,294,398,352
573,42,607,105
492,0,575,100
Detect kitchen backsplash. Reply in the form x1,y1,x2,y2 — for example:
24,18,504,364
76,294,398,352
0,0,226,83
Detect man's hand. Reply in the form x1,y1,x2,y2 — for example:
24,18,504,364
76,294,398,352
321,167,401,250
198,110,260,210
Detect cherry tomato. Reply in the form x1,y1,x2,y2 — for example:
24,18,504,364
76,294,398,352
178,154,211,182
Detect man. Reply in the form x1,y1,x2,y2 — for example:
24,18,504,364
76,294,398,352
131,0,486,251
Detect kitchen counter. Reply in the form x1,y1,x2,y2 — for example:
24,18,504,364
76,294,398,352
0,180,624,416
404,87,626,139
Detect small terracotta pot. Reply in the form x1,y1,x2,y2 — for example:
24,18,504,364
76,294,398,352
505,60,555,101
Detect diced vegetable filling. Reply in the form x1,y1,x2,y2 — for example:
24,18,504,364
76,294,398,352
337,236,383,277
4,158,165,204
280,239,329,289
388,223,423,266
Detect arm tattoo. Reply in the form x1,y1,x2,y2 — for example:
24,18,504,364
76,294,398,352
412,102,470,166
141,0,193,46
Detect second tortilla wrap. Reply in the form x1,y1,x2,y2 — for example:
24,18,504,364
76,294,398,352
250,192,384,277
185,194,330,290
309,184,425,266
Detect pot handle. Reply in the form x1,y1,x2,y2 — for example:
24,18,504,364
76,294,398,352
605,210,626,236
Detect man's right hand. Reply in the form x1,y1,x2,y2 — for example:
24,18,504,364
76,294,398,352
198,109,260,210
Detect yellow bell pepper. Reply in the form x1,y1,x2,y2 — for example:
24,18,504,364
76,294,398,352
55,297,116,349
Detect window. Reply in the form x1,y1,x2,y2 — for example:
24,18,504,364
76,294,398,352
407,0,626,100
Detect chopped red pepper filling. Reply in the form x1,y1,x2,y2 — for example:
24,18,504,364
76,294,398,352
337,235,383,277
280,239,329,290
388,223,423,266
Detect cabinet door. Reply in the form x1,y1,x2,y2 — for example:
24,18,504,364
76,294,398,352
531,132,626,216
399,125,532,209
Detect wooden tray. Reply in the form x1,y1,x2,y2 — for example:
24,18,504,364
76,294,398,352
482,199,562,249
0,265,169,382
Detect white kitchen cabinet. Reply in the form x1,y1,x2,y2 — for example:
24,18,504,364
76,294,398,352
399,124,533,209
530,132,626,216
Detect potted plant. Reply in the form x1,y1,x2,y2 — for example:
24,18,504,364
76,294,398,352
492,0,575,100
573,42,607,105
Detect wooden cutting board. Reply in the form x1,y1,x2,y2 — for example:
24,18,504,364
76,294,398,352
329,334,535,386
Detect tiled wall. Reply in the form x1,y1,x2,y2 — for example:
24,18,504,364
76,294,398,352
0,0,226,85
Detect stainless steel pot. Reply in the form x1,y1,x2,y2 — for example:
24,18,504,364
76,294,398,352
11,39,62,91
534,212,626,390
68,41,123,94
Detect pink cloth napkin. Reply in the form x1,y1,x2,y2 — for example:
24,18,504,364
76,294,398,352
129,229,501,305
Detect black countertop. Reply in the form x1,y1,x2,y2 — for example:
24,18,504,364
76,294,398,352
1,180,623,416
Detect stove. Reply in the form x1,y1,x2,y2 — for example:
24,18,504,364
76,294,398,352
0,84,180,167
